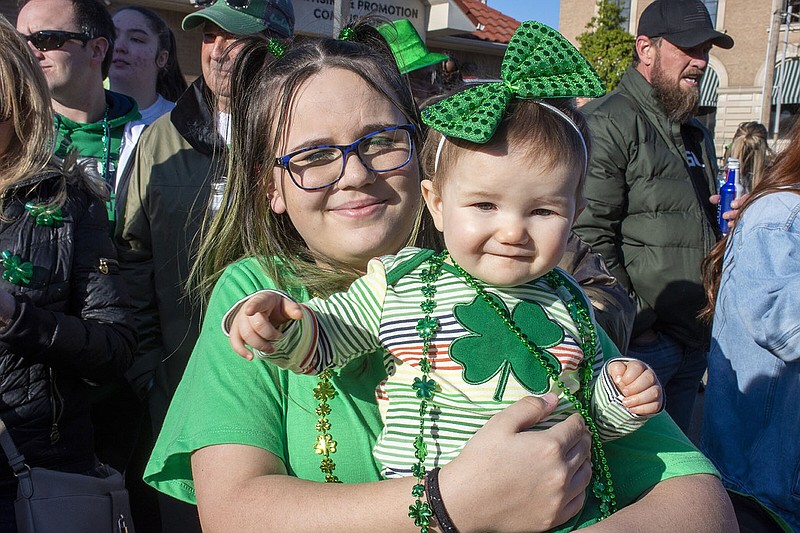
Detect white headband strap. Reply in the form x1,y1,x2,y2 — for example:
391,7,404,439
431,101,588,175
535,101,588,174
434,133,447,173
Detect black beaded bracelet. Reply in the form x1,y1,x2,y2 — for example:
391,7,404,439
425,467,460,533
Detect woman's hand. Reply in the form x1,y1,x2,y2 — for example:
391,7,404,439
710,193,750,232
440,394,593,533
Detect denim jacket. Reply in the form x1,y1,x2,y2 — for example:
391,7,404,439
701,190,800,530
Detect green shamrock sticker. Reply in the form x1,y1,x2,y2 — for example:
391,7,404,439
450,293,563,401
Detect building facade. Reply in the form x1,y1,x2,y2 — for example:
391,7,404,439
3,0,516,85
559,0,800,154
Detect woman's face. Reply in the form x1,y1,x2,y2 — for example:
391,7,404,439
270,67,421,271
109,10,166,93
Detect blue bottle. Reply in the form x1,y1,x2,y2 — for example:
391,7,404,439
718,157,740,235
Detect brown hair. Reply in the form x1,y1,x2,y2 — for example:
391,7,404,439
701,119,800,321
190,24,435,303
420,98,590,198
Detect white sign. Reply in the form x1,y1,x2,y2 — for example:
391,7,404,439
293,0,427,37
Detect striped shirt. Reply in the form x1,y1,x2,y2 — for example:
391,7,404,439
228,247,653,479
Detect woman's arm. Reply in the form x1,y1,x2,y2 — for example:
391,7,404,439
729,221,800,362
583,474,737,532
192,396,593,533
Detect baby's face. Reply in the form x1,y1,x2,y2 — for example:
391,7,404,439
422,149,583,287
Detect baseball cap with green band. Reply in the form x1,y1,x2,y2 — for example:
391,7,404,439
377,19,448,75
183,0,294,38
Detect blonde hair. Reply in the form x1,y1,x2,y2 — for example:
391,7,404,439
701,119,800,322
0,15,55,191
725,121,774,193
190,27,435,304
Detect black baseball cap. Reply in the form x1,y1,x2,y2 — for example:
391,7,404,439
637,0,734,50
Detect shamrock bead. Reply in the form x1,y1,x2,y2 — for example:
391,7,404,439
313,433,337,456
408,500,432,527
412,376,437,400
315,418,331,432
320,458,335,474
313,380,336,400
421,285,437,298
414,435,428,461
420,267,438,283
415,316,439,340
420,300,437,314
419,358,431,373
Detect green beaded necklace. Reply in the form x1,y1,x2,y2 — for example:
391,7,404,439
408,251,617,531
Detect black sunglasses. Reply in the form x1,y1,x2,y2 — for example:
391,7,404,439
24,30,92,51
191,0,250,9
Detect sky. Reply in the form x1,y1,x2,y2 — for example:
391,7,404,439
487,0,561,30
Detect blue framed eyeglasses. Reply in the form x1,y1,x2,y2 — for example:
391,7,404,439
274,124,416,191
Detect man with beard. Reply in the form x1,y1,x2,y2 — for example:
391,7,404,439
573,0,734,434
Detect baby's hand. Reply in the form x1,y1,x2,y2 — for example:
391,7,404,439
228,292,304,361
606,360,663,415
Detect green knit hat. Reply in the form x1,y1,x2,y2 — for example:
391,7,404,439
182,0,294,38
377,19,448,75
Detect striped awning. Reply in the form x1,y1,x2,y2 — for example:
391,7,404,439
772,58,800,104
699,67,719,107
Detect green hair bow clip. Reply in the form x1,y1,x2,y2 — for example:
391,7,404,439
338,26,356,41
267,38,287,59
422,21,605,143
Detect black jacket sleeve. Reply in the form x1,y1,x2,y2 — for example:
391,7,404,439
0,192,137,383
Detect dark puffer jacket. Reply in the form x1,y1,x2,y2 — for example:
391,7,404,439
0,166,136,491
574,67,720,350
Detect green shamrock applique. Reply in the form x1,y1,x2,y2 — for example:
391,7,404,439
449,293,563,401
24,202,63,227
0,250,33,286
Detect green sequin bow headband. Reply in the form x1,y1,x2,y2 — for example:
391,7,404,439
422,21,605,144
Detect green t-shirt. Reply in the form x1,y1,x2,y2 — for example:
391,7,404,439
145,257,718,530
